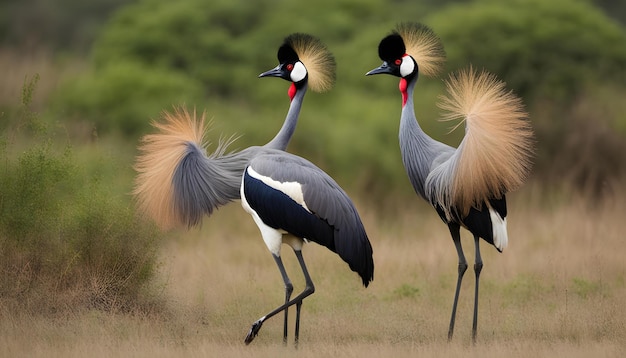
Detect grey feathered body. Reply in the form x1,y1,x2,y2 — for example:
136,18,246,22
242,149,374,286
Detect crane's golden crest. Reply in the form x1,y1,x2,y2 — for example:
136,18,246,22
395,22,446,78
286,33,336,93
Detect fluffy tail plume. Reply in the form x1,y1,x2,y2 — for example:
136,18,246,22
428,67,534,216
133,107,252,230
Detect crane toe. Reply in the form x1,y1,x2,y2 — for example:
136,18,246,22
244,319,264,345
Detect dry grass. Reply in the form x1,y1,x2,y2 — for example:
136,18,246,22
1,184,625,357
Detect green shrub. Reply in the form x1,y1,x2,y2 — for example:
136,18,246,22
0,79,163,313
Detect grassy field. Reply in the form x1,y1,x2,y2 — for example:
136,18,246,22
1,183,624,357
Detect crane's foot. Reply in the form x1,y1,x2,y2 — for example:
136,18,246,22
244,319,264,345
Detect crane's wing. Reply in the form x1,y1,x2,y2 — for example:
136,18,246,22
244,150,374,286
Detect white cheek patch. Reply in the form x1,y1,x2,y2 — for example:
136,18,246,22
400,56,415,77
290,61,307,83
247,167,310,212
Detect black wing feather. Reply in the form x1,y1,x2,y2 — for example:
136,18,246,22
434,195,507,249
246,151,374,287
243,170,335,250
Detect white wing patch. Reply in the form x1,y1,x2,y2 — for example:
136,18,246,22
246,167,310,212
240,168,291,256
489,206,508,251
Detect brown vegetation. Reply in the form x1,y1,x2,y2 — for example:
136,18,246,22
1,185,624,357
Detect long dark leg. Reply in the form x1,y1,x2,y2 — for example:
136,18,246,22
293,250,315,348
244,250,315,345
448,223,467,342
271,255,294,345
472,234,483,344
295,301,303,349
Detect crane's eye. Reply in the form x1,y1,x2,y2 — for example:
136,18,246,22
394,59,402,66
286,63,294,71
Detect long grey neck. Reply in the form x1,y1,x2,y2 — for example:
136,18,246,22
399,76,443,200
264,83,307,150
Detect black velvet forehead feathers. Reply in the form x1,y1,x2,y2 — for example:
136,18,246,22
277,42,299,63
377,33,406,63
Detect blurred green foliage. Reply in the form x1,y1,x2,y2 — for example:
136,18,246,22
1,0,624,196
49,0,450,197
429,0,626,101
3,0,623,54
48,0,626,195
58,61,205,135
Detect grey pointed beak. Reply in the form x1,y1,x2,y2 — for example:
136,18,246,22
259,65,283,78
366,61,393,76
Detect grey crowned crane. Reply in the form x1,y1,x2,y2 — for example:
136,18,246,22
241,149,374,346
132,33,374,346
366,23,533,343
240,41,374,346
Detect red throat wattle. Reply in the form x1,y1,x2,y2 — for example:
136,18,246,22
399,78,408,107
288,83,297,101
